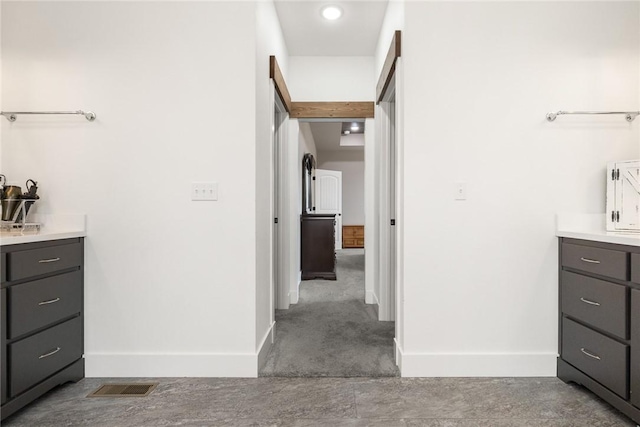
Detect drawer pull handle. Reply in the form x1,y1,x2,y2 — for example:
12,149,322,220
580,348,601,361
38,297,61,306
39,347,61,359
38,257,61,263
580,297,600,306
580,257,600,264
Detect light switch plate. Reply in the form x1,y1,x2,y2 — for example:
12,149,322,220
192,182,218,201
454,182,467,201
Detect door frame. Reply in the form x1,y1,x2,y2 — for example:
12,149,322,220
271,80,290,311
374,32,404,366
377,64,404,361
294,117,372,308
376,80,396,322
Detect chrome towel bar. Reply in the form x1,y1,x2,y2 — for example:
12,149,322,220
546,110,639,122
1,110,96,122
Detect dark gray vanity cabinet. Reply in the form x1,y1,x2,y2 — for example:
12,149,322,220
558,238,640,424
1,238,85,420
631,288,640,409
301,214,336,280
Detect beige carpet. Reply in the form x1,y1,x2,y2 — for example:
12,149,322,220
260,249,399,377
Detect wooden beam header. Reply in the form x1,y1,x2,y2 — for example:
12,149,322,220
376,30,402,104
269,56,375,119
291,102,374,119
269,56,292,113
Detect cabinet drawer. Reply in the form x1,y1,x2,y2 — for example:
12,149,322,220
561,271,627,339
356,239,364,247
562,243,627,281
9,316,82,397
1,289,6,405
343,226,364,238
562,317,628,399
1,252,6,283
343,239,356,248
632,253,640,284
631,289,640,408
8,242,82,281
9,271,82,339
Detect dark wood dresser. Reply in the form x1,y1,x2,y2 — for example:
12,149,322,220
301,214,336,280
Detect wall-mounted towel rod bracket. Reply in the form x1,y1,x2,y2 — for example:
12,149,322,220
1,110,96,122
546,111,639,123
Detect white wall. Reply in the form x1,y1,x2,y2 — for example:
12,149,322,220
375,0,405,77
299,122,317,162
255,0,288,361
400,1,640,376
289,56,375,102
288,121,317,302
340,133,365,147
1,1,261,376
0,3,2,113
0,2,3,163
317,150,365,226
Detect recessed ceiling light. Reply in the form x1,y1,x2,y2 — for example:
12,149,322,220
321,5,343,20
351,123,359,131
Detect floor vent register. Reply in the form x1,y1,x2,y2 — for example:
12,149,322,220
87,383,158,397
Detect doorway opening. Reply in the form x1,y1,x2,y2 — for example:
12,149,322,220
260,115,399,377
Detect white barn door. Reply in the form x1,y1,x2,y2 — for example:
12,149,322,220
607,160,640,232
616,161,640,230
315,169,343,249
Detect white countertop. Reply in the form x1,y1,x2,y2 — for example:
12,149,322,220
0,214,86,246
556,213,640,247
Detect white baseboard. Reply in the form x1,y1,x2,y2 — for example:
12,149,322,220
399,352,557,377
87,323,278,378
257,322,275,371
394,338,403,373
290,288,299,304
365,290,379,306
290,272,301,304
85,353,257,377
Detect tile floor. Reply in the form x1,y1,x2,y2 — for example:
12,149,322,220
3,377,637,426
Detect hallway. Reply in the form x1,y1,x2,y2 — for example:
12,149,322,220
261,249,398,377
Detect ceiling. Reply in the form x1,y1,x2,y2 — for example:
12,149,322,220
309,121,365,151
274,1,389,56
341,121,364,134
